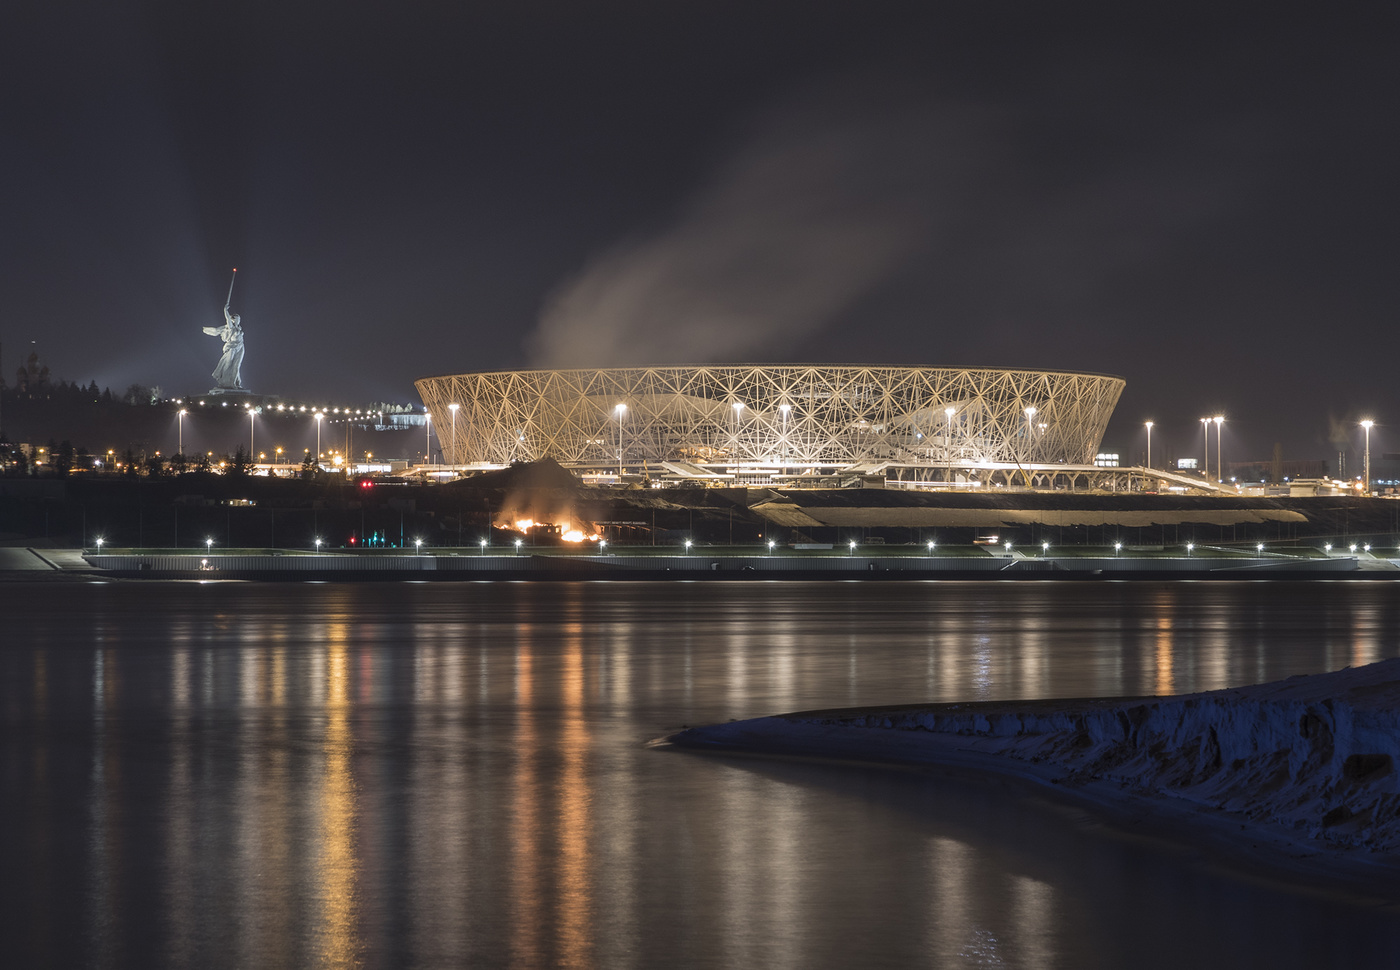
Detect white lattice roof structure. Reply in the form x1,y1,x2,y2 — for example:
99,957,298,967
415,366,1125,475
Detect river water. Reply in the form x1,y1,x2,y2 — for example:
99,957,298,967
2,579,1399,968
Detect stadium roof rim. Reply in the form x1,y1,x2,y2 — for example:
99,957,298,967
417,364,1128,382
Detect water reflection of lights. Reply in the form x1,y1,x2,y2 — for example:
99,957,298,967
88,650,119,960
557,622,593,965
510,627,544,966
1155,615,1175,697
317,637,361,966
166,647,197,966
1152,587,1177,697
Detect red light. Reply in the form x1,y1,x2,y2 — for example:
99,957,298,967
349,536,357,544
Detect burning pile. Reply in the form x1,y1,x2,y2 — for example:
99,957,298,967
503,517,602,544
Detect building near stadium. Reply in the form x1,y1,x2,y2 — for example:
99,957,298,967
415,365,1129,486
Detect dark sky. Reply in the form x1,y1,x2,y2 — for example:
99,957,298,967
3,1,1397,465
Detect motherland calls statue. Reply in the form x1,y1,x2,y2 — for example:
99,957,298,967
204,269,246,390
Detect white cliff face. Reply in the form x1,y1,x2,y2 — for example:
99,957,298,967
792,660,1400,851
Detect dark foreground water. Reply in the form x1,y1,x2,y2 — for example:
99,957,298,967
3,580,1400,969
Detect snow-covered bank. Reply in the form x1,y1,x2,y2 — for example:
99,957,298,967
671,660,1400,856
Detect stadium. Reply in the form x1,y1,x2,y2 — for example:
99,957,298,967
415,365,1131,487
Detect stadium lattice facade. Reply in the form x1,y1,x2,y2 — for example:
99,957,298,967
415,366,1126,482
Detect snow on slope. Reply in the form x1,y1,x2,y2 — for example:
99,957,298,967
673,660,1400,853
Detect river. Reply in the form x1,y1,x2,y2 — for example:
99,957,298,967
2,579,1399,967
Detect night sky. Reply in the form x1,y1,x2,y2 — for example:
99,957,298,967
3,2,1396,465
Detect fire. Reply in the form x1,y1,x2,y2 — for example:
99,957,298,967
559,521,601,542
500,514,600,543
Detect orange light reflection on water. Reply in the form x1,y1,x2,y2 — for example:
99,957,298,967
317,631,361,967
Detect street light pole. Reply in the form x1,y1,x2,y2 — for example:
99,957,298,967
178,409,187,456
424,412,432,465
1145,420,1153,470
315,411,323,462
945,406,956,483
448,402,459,469
1214,415,1224,483
779,403,790,466
615,402,627,478
248,408,256,457
1361,419,1374,494
731,401,744,463
1200,417,1209,481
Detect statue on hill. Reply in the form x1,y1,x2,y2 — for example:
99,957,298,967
203,269,246,390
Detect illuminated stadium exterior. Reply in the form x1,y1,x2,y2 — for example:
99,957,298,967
415,366,1128,485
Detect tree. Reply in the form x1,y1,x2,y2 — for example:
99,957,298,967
170,452,189,475
230,445,251,477
54,440,75,477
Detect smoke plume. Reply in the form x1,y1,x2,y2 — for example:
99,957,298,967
528,89,981,367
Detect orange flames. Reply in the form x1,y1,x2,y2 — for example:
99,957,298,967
502,516,600,543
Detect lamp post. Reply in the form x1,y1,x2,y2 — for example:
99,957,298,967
684,539,692,554
1213,416,1224,483
206,537,213,553
731,401,744,463
248,408,256,457
448,403,459,468
614,402,627,478
945,406,956,482
315,411,323,462
1361,419,1374,495
1145,420,1153,470
1024,406,1036,464
415,538,423,555
315,537,322,552
1200,418,1209,480
424,412,432,464
178,409,187,456
779,403,791,465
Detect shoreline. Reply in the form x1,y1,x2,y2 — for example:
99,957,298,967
665,663,1400,900
8,547,1396,581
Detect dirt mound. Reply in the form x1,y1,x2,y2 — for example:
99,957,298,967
457,458,581,493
